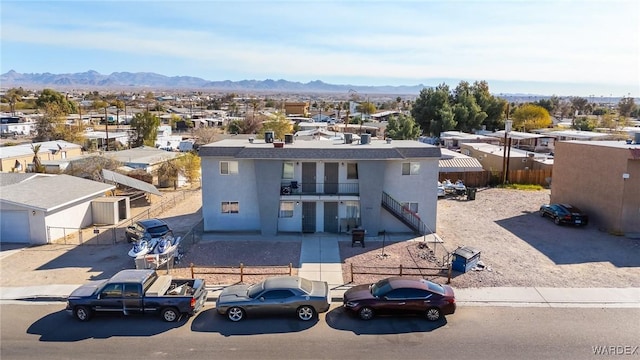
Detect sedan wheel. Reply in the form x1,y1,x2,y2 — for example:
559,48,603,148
554,217,561,225
227,307,245,322
74,306,92,321
539,210,545,217
425,307,442,321
358,307,374,320
297,306,316,321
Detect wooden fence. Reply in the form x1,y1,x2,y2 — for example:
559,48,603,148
348,263,452,284
189,263,293,283
439,169,552,187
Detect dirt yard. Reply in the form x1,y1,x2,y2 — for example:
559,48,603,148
2,187,639,288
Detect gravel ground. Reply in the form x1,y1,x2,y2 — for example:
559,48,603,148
2,187,639,288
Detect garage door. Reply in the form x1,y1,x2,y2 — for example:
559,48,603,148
0,211,30,243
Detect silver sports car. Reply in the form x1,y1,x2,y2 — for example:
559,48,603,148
216,276,331,321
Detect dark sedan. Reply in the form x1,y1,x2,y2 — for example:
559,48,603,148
216,276,330,322
539,203,589,226
343,277,456,321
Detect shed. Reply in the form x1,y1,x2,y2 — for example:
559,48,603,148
91,196,130,225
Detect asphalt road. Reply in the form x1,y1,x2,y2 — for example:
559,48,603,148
1,303,638,360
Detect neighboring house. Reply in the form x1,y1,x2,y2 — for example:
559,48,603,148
0,173,116,244
439,131,500,149
1,115,35,136
105,146,187,187
0,140,83,173
484,130,556,153
84,131,130,150
551,140,640,235
439,148,484,173
540,129,613,141
199,137,441,236
284,102,309,117
460,142,553,172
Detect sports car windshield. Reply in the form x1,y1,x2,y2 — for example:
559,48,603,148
247,282,265,298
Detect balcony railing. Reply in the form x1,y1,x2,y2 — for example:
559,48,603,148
280,182,359,196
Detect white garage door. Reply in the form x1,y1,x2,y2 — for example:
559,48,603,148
0,210,30,243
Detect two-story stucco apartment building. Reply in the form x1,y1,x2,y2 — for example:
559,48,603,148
199,137,441,237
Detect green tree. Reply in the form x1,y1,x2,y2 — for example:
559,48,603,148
177,152,202,186
570,97,589,116
261,112,293,140
36,89,77,114
412,84,456,136
470,81,506,132
130,111,160,147
34,102,66,141
357,101,376,120
2,88,25,115
384,114,421,140
618,97,636,117
452,81,487,132
512,104,552,132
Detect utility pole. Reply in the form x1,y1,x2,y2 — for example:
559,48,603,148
104,107,109,151
502,119,512,185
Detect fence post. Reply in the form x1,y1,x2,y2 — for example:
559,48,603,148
350,263,354,283
190,263,194,279
399,264,403,276
289,263,292,275
240,263,244,283
447,264,452,284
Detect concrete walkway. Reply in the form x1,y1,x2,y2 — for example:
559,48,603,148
297,236,344,290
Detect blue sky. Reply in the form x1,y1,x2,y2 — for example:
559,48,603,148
1,0,638,96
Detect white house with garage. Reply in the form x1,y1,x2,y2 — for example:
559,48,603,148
199,136,441,237
0,173,115,245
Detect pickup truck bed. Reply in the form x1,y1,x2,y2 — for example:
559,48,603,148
66,269,207,322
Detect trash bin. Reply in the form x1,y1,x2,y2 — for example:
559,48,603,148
466,187,477,201
452,246,481,273
351,229,365,247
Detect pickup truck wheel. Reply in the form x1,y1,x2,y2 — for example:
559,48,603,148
227,307,245,322
74,306,92,321
161,307,179,322
296,305,315,321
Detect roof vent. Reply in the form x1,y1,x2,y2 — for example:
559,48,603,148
344,133,353,144
265,131,274,143
360,133,371,145
284,134,294,144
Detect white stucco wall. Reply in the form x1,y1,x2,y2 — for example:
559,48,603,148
45,201,95,243
202,157,261,232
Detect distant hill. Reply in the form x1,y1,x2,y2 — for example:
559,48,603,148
0,70,428,95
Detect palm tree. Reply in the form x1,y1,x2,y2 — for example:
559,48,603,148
30,144,45,173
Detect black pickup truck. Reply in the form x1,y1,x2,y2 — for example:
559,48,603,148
66,269,207,322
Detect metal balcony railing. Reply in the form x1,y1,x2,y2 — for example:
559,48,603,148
280,182,359,196
381,192,430,235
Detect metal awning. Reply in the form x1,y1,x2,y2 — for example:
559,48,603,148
102,169,162,196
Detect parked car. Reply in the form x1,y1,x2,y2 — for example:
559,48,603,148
125,218,172,243
539,203,589,226
216,276,331,322
343,277,456,321
66,269,207,322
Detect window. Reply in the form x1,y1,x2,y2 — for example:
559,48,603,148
345,201,360,219
402,162,420,175
221,201,239,213
279,202,294,218
261,290,294,300
220,161,238,175
347,163,358,179
124,283,140,298
100,284,123,299
401,202,418,215
282,162,294,179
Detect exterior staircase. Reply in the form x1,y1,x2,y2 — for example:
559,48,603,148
381,192,430,235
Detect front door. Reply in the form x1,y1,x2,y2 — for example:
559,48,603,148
324,162,339,194
302,202,316,233
324,202,339,233
301,162,316,194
